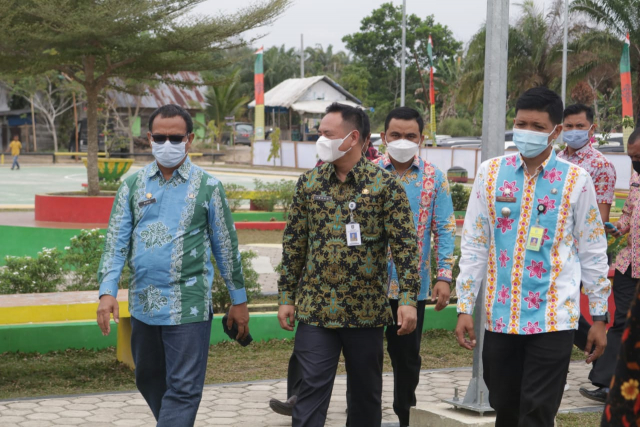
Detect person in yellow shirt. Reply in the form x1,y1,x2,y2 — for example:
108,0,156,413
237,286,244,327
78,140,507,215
7,135,22,170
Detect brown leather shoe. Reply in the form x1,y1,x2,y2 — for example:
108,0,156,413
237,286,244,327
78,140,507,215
269,395,297,416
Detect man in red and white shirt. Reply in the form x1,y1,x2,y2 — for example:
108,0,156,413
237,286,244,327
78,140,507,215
557,104,616,223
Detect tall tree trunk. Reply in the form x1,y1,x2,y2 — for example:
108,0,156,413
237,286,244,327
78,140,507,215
86,85,100,196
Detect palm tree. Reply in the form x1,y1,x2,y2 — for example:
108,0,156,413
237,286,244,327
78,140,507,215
571,0,640,123
263,45,298,90
205,70,250,144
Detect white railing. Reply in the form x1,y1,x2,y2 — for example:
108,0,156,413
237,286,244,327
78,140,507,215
252,141,633,190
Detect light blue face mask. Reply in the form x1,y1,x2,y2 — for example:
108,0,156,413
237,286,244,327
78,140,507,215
512,126,557,158
563,126,593,149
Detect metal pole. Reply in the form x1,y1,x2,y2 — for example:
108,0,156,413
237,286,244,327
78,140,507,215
480,0,510,162
445,1,509,414
400,0,407,107
561,0,569,106
300,34,305,78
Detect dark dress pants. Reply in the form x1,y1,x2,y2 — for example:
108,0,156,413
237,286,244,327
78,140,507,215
385,299,427,426
483,330,574,427
292,322,384,427
574,267,638,388
130,316,212,427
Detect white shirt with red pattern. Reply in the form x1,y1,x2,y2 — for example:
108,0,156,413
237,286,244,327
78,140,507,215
615,172,640,278
557,143,616,204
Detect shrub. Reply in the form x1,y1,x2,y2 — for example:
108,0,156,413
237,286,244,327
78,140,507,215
449,183,471,211
210,250,261,313
438,118,478,137
63,229,105,291
0,248,64,294
252,179,297,215
223,183,247,212
253,179,278,211
99,180,122,192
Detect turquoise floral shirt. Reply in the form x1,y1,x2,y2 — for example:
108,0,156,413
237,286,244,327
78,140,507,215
378,154,456,300
98,158,246,325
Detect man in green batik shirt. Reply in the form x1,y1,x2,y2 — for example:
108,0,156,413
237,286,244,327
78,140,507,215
277,102,421,427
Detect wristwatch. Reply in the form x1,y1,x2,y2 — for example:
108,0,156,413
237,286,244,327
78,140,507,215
592,313,610,323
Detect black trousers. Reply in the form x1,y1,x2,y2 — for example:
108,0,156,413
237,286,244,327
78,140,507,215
483,330,574,427
573,267,638,388
292,322,384,427
385,299,427,426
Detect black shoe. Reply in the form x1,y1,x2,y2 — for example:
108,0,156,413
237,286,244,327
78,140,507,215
269,395,297,416
579,387,609,403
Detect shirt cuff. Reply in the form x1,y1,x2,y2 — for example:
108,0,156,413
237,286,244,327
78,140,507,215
98,282,119,299
229,288,247,305
436,269,453,282
279,291,295,305
398,291,417,307
457,299,474,315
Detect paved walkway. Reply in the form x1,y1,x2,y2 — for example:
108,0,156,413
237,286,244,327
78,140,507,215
0,362,603,426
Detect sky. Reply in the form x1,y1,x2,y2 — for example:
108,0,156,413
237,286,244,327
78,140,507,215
195,0,562,53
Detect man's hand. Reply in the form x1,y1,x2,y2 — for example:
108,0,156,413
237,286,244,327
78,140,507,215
605,222,623,238
97,295,119,336
455,314,476,350
585,320,607,364
397,305,417,335
277,305,296,331
228,302,250,340
432,281,451,312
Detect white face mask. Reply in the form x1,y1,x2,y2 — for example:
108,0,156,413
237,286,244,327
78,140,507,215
386,138,419,163
152,141,187,168
316,131,354,163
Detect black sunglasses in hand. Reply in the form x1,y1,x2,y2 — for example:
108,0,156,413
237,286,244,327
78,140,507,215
151,133,190,144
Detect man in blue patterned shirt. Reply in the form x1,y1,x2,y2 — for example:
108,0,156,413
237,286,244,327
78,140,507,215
377,107,456,427
96,104,249,427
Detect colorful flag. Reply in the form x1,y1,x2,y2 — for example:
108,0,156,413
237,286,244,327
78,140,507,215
254,46,265,140
621,33,633,120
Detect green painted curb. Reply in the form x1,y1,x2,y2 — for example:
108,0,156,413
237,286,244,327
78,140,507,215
0,307,457,354
232,212,284,222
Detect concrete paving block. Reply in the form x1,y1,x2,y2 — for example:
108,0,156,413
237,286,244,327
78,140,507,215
410,403,496,427
51,418,85,425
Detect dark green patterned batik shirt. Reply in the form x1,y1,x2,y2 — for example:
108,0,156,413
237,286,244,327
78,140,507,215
278,156,421,328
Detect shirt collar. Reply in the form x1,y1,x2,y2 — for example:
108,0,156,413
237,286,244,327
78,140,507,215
381,153,421,171
516,149,556,176
147,156,192,181
570,141,594,158
328,155,368,182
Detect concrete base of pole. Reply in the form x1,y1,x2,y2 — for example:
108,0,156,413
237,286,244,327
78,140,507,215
410,403,495,426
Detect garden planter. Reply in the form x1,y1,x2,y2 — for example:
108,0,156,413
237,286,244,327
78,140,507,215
82,158,134,181
35,192,115,224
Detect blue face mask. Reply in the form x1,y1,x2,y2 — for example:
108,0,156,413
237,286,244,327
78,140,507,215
513,126,557,158
563,126,592,149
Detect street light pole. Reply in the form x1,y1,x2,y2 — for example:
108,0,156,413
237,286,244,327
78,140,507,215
561,0,569,106
400,0,406,107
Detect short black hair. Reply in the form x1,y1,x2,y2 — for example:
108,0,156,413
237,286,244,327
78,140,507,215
564,103,594,124
148,104,193,133
384,107,424,134
325,102,368,143
515,87,564,125
629,128,640,145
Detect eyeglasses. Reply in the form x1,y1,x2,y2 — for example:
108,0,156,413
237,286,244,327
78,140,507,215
151,133,189,144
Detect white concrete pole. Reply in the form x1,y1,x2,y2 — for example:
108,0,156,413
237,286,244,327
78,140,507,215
400,0,406,107
561,0,569,106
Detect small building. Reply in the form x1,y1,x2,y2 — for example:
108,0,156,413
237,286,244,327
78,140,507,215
248,75,362,141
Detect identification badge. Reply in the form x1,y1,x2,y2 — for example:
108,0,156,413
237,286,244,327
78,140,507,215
138,198,157,207
632,183,640,188
496,196,517,203
346,222,362,246
526,226,545,251
313,195,333,202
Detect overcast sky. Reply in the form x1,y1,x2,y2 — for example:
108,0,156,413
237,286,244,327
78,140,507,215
195,0,562,52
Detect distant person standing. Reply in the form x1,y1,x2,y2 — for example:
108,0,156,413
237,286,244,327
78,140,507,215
7,135,22,170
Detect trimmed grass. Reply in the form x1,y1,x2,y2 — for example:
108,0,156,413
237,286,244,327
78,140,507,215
557,411,602,426
236,229,284,245
0,329,473,400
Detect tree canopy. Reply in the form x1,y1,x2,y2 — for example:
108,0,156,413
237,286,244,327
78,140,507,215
0,0,290,195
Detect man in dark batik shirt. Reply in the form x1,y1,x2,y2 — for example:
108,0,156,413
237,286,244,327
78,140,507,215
275,102,420,427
